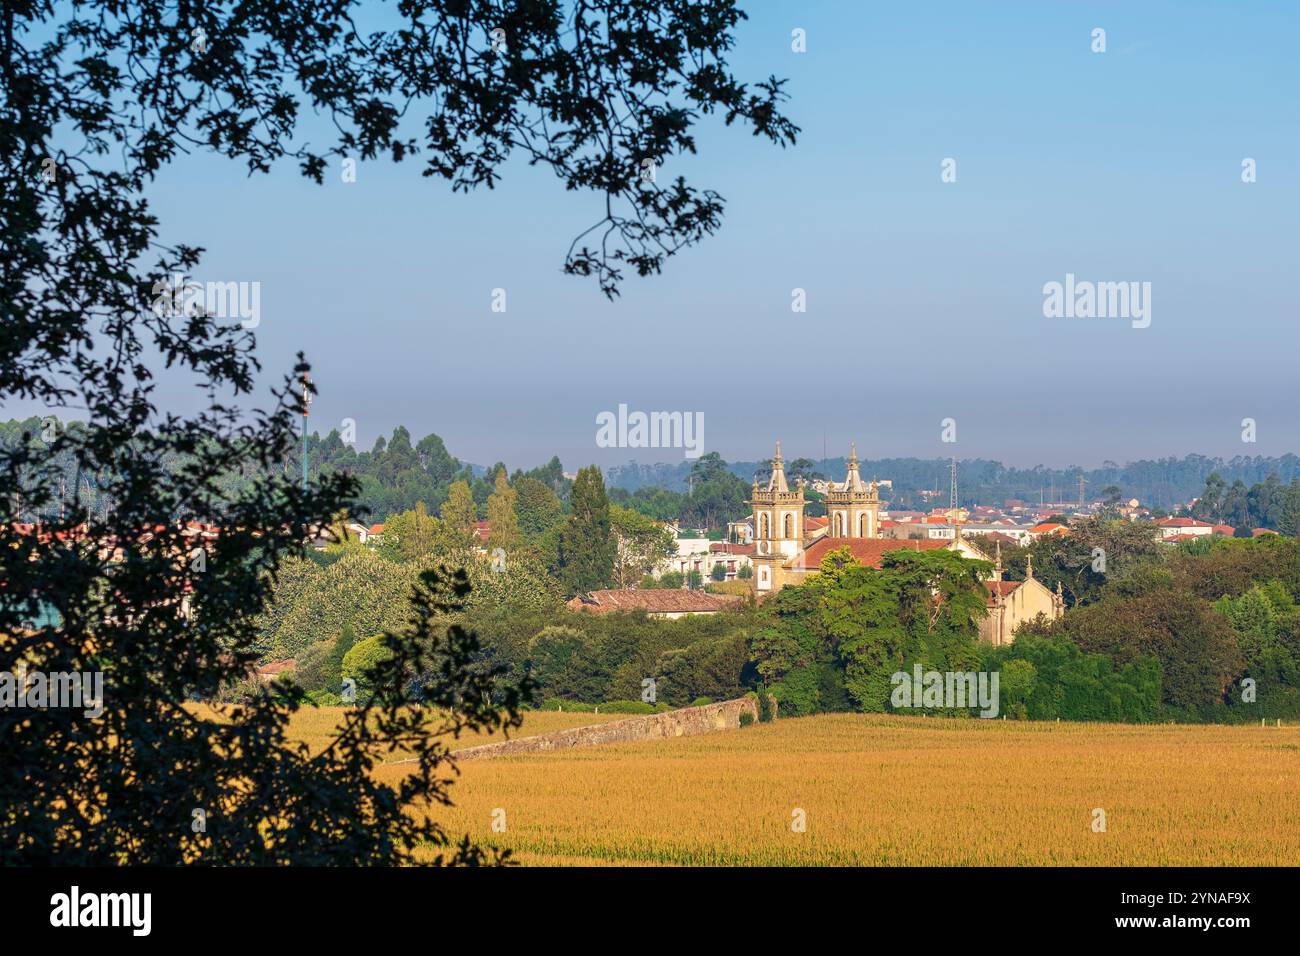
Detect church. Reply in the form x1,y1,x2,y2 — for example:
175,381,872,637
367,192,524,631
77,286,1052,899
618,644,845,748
747,442,1063,645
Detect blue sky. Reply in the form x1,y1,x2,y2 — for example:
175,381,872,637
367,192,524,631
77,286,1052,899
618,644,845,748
28,1,1300,471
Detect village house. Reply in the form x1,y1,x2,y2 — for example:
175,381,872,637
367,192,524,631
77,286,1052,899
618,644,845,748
1154,517,1216,540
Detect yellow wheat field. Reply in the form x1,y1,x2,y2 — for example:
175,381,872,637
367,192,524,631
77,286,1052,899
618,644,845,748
352,713,1300,866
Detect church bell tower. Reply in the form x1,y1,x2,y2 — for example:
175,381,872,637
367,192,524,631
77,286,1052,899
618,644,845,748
824,443,880,538
749,441,805,593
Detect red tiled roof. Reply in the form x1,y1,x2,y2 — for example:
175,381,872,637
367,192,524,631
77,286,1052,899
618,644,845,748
1029,522,1067,534
1252,528,1279,537
369,523,385,535
786,536,948,571
256,659,297,677
805,516,829,529
475,520,490,541
709,542,755,556
980,531,1020,546
982,579,1023,606
985,580,1021,596
1212,524,1234,536
566,589,744,615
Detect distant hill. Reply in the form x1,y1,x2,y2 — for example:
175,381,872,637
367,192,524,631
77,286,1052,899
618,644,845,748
606,454,1300,510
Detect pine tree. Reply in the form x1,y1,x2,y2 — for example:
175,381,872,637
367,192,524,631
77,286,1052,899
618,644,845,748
557,466,616,595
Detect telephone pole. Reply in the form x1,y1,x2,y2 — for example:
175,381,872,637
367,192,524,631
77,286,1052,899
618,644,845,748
301,371,311,492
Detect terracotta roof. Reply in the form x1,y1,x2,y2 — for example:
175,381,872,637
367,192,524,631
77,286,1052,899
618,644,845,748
1252,528,1279,537
475,520,490,541
979,531,1021,546
983,579,1024,606
709,542,755,556
1029,522,1067,534
985,580,1021,596
256,659,297,677
369,523,385,535
1157,517,1211,528
805,516,829,529
786,536,948,571
567,589,744,615
1212,524,1234,536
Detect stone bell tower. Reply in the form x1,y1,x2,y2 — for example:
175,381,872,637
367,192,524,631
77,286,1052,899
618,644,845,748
749,441,805,593
824,443,880,538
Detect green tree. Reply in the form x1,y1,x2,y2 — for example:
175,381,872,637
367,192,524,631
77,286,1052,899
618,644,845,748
440,480,479,550
555,466,616,595
486,469,520,552
515,476,564,541
609,505,676,588
380,502,440,562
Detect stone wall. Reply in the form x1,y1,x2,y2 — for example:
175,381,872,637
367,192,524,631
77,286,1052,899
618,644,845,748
449,696,766,762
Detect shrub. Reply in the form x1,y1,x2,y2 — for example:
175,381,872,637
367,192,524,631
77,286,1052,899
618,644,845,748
539,698,596,712
738,711,754,727
756,682,774,722
689,696,713,707
341,635,396,687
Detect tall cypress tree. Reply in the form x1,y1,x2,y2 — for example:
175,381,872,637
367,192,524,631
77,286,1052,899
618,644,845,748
559,466,616,595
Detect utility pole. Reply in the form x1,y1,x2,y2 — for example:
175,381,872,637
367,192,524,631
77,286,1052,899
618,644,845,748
301,371,311,492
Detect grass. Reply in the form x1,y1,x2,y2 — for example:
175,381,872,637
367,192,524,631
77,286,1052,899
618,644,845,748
350,713,1300,866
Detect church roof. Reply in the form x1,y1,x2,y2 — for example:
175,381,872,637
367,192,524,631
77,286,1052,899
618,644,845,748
785,536,948,571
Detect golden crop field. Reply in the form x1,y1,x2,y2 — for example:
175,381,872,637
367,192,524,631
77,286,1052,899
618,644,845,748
353,713,1300,866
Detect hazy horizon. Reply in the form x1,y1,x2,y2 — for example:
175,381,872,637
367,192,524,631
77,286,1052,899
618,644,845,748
14,1,1297,473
